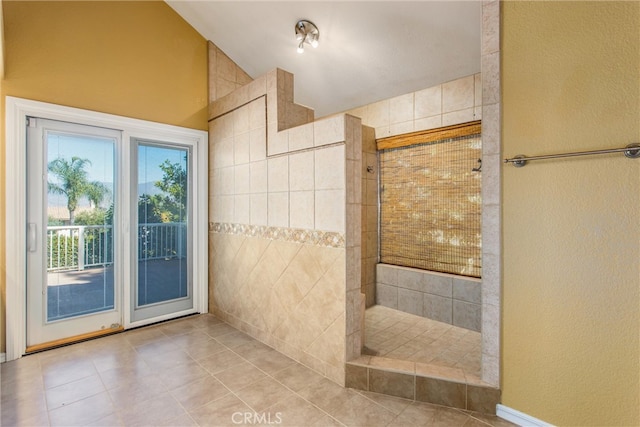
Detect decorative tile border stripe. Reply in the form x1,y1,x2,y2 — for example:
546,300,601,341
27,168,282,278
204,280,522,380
209,222,345,248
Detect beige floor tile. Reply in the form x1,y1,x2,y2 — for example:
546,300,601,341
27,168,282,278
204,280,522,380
188,394,252,427
183,337,227,360
159,360,210,390
271,362,325,392
247,348,295,375
48,391,115,427
170,375,230,411
45,374,106,410
328,392,398,427
116,392,186,427
85,413,124,427
42,359,98,390
203,321,239,337
107,374,167,409
1,314,505,427
355,390,413,415
264,395,328,426
198,348,245,375
297,378,358,414
1,392,49,427
214,361,268,392
234,377,295,412
214,330,256,348
386,401,440,426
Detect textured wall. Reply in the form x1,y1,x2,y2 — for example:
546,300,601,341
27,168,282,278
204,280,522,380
502,2,640,425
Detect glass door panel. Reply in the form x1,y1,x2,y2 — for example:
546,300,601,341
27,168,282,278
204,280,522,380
132,142,192,322
27,118,121,347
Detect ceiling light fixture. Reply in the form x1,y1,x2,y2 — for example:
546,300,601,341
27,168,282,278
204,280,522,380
295,20,319,54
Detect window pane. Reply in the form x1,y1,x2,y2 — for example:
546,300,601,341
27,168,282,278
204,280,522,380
46,133,115,321
137,144,189,306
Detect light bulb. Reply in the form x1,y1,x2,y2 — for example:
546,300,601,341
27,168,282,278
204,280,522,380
310,38,319,48
297,41,305,54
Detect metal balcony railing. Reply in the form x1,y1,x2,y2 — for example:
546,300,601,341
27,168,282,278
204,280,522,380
47,222,187,272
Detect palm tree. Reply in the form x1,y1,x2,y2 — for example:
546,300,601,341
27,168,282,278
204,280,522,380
48,156,109,224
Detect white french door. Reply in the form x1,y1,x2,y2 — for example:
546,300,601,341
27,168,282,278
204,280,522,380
131,140,193,323
22,114,203,350
26,118,122,347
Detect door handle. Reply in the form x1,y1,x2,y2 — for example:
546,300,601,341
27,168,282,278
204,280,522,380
28,223,37,252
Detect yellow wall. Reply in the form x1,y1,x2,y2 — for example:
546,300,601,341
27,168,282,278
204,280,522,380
502,2,639,425
0,0,208,353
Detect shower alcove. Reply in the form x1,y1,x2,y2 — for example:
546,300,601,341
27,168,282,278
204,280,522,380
207,0,501,414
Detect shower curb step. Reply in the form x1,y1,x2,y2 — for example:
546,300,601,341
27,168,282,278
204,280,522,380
345,356,500,414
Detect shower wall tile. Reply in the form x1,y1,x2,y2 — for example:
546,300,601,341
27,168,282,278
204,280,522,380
366,100,390,128
234,164,250,194
315,190,345,233
453,300,481,332
376,284,398,309
210,232,347,385
443,75,475,113
415,376,466,410
453,278,482,304
234,132,250,165
369,369,415,400
249,160,268,194
377,264,398,286
424,293,453,324
414,86,442,119
398,288,423,316
414,116,442,133
396,268,424,292
268,192,289,228
267,156,289,192
389,93,415,124
288,122,314,152
289,191,314,229
315,145,345,190
442,108,476,127
389,121,414,137
234,194,250,224
423,272,453,297
314,115,345,147
249,127,267,162
347,73,480,140
289,151,314,191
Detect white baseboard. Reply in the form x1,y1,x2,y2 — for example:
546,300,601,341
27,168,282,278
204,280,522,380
1,353,6,363
497,404,554,427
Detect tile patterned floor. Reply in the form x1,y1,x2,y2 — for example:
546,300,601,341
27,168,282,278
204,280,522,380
1,314,513,427
364,306,482,380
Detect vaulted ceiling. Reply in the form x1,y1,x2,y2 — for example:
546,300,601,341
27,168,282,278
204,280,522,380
166,1,481,118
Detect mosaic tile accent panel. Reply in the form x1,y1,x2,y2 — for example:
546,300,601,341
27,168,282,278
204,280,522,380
210,222,345,248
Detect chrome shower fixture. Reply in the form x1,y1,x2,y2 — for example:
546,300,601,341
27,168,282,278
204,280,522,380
295,20,319,53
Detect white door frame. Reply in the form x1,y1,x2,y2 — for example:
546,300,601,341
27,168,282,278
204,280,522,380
5,96,209,361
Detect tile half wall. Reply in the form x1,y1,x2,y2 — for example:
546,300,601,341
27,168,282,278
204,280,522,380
376,264,481,332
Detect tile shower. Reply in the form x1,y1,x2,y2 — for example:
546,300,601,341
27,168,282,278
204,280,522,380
208,0,502,408
208,69,362,385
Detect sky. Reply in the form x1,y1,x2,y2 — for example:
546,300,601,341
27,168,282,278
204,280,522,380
46,132,188,211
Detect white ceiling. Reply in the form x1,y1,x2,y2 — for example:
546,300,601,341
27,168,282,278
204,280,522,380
166,1,481,118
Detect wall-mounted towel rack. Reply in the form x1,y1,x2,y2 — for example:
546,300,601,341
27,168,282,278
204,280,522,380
504,143,640,167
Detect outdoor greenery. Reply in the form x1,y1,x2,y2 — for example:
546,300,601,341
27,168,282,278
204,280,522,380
46,155,187,268
48,156,109,225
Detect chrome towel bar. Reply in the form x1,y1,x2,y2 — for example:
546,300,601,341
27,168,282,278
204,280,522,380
504,143,640,167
